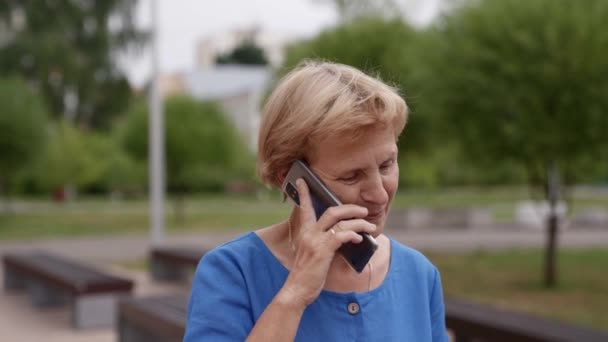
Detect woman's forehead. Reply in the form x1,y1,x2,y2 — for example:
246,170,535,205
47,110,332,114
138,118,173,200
308,127,397,170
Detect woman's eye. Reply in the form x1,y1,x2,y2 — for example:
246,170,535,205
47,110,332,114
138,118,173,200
380,159,395,171
339,175,358,183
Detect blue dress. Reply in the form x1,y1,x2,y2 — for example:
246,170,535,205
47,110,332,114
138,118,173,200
184,232,448,341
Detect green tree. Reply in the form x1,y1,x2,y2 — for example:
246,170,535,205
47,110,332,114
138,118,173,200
0,0,145,130
0,77,48,212
282,17,439,186
37,121,106,197
99,137,146,196
32,122,144,197
425,0,608,287
122,96,251,221
83,130,145,195
216,40,269,66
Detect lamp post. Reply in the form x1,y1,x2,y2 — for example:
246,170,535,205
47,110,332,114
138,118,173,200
149,0,165,246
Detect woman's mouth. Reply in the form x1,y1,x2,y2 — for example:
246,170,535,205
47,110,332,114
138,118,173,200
366,210,385,222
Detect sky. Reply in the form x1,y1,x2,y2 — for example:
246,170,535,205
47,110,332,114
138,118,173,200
121,0,441,87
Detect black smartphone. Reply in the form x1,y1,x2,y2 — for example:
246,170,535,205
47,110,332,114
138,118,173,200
281,160,378,273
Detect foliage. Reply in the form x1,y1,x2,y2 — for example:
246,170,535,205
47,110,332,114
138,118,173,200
122,96,253,193
423,0,608,287
87,131,146,194
216,40,269,66
8,120,144,196
101,144,146,194
0,77,48,196
0,0,145,130
35,121,102,192
425,0,608,189
283,18,415,83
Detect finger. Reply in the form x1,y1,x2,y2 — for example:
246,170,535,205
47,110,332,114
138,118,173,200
333,219,376,236
316,205,369,231
295,178,316,224
330,230,364,248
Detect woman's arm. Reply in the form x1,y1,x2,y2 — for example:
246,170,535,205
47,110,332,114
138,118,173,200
247,179,376,341
245,287,306,341
430,267,449,342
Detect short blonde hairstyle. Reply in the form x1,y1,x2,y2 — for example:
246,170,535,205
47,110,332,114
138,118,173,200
257,60,408,188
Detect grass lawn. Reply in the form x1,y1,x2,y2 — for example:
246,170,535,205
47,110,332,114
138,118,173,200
425,248,608,332
0,187,606,240
0,194,291,240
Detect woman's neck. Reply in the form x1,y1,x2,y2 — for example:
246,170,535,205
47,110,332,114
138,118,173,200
287,208,388,293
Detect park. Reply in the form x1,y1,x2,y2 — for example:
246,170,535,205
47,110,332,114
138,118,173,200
1,0,607,341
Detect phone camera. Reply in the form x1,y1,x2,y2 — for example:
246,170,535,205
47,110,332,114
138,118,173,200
285,182,300,205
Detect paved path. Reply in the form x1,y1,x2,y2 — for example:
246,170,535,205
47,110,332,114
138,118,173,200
1,226,608,342
2,227,608,263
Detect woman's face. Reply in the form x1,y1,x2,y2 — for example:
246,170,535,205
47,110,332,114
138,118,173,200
307,125,399,236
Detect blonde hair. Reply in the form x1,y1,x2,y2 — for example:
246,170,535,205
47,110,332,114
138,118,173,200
257,60,408,188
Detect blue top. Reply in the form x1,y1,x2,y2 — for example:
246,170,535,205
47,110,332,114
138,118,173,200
184,232,448,341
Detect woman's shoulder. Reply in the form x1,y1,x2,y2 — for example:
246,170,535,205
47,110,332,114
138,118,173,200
389,237,439,274
192,231,287,296
200,232,263,266
191,232,274,287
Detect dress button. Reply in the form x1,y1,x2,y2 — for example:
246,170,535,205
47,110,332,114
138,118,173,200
347,302,360,315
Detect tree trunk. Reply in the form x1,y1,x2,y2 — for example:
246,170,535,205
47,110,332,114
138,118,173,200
544,213,558,288
543,163,560,288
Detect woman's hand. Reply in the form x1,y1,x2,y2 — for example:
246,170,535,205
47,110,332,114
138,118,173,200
279,178,376,308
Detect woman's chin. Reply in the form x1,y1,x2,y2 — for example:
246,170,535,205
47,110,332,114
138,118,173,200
365,216,386,237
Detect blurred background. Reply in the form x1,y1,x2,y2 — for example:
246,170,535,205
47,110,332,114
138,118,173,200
0,0,607,341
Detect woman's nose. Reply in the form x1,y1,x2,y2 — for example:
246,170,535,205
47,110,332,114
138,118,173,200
361,173,389,205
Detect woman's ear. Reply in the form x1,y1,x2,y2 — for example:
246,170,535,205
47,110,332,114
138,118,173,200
276,167,289,186
276,167,290,203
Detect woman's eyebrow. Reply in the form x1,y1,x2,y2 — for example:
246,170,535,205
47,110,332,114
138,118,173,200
337,167,361,176
324,149,398,177
384,151,398,160
336,155,396,176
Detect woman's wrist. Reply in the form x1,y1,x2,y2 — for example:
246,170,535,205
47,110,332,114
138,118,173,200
275,286,309,314
246,286,307,341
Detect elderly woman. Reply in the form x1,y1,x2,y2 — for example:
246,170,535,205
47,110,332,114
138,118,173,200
184,61,448,341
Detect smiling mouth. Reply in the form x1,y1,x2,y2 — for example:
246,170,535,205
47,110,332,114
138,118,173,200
366,210,384,220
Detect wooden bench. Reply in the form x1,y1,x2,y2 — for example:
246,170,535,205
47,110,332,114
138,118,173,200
150,246,206,282
3,252,134,329
118,295,188,342
118,295,608,341
445,297,608,342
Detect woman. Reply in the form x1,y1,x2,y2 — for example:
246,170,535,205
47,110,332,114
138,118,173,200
184,61,448,341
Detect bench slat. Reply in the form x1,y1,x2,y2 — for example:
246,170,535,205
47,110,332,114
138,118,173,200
3,252,133,294
149,247,207,282
119,295,188,340
151,247,206,266
445,298,608,342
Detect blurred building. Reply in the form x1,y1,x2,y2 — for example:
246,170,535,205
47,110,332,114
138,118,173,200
195,26,292,68
159,73,186,96
160,65,270,152
159,27,297,152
